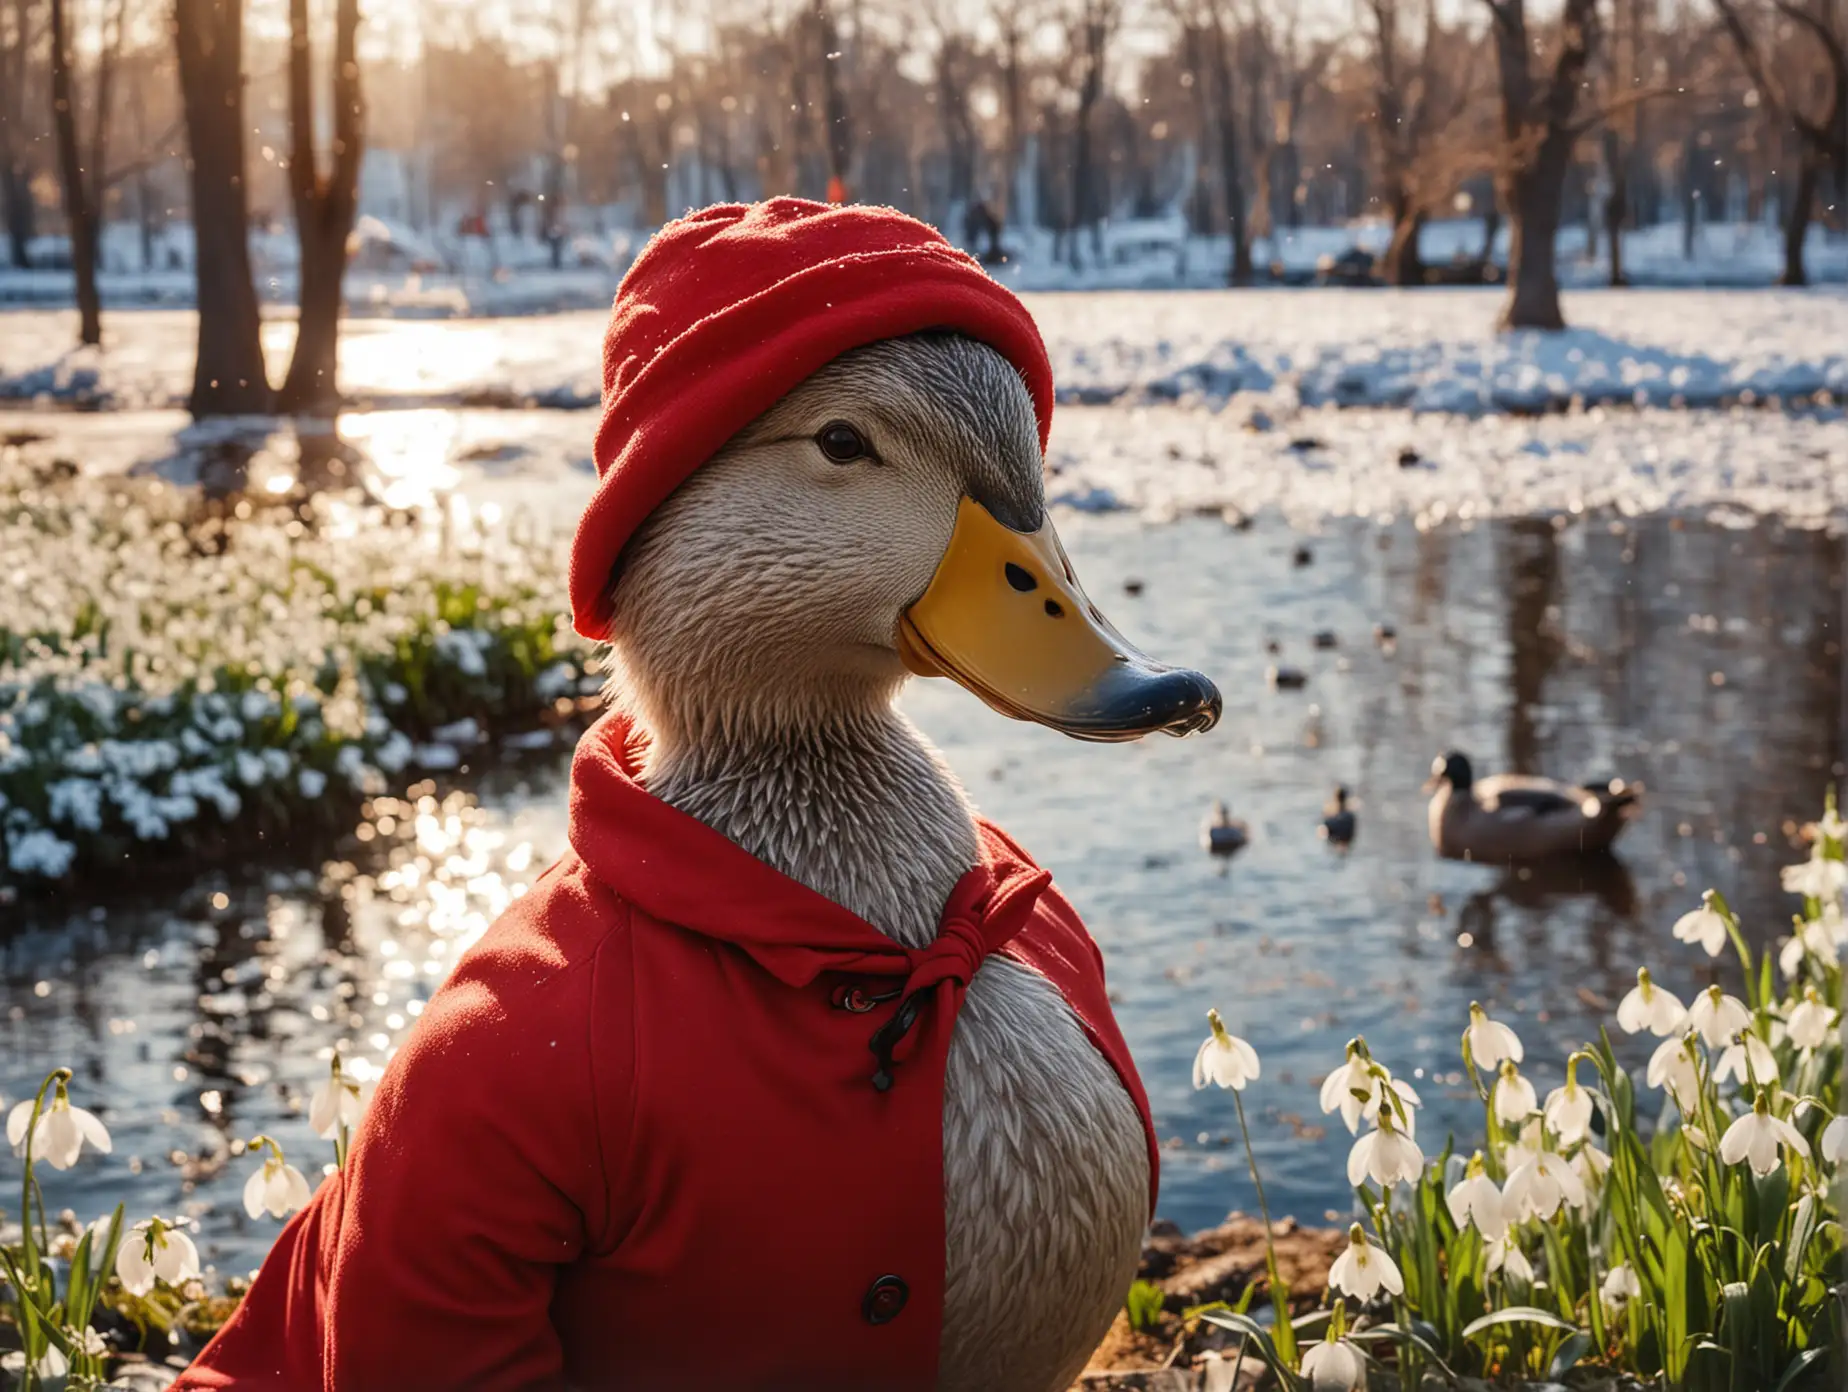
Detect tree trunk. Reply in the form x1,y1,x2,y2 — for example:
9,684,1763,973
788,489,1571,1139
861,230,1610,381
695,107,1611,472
277,0,363,416
1500,170,1565,330
48,0,101,345
1780,154,1816,288
0,161,31,268
1384,204,1424,286
1207,20,1251,286
815,1,851,198
1601,128,1627,286
174,0,270,416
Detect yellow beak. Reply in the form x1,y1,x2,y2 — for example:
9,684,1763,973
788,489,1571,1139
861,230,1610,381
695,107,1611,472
897,497,1221,742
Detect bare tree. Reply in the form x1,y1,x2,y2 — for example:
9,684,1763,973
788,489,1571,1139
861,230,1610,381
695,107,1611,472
174,0,270,415
989,0,1028,237
1362,0,1481,286
276,0,364,414
1,0,42,268
1065,0,1119,269
1240,10,1334,240
47,0,124,345
1711,0,1846,286
1481,0,1600,330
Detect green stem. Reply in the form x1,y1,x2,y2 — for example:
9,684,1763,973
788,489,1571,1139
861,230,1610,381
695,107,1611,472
1230,1088,1292,1363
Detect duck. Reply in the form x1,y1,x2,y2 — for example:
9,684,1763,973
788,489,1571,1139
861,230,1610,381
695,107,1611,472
182,202,1225,1392
1425,750,1641,862
1202,800,1250,855
1320,786,1356,847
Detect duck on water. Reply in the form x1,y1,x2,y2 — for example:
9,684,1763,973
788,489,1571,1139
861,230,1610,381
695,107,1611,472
1425,750,1641,863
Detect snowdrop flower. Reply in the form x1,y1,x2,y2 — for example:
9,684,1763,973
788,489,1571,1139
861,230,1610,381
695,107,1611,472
1485,1234,1533,1284
1318,1042,1418,1135
1681,1124,1709,1152
6,1071,111,1169
1464,1002,1523,1068
1781,851,1847,902
1647,1033,1702,1109
1502,1115,1545,1174
1193,1008,1260,1091
1328,1223,1403,1301
1300,1336,1365,1391
1714,1031,1779,1089
1809,806,1847,845
1493,1061,1537,1126
1820,1114,1847,1165
71,1327,108,1358
1445,1151,1508,1242
1601,1264,1641,1304
1574,1142,1613,1188
1347,1107,1425,1190
1543,1057,1596,1144
1502,1148,1587,1221
1617,968,1688,1036
1672,893,1729,958
117,1215,202,1296
1780,916,1842,978
242,1135,314,1220
1,1345,69,1380
1720,1091,1810,1177
1687,985,1752,1049
310,1054,368,1138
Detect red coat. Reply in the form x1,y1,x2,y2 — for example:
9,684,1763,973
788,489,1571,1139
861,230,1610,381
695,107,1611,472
178,713,1157,1390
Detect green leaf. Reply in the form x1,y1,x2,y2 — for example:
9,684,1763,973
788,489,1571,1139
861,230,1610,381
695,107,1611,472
1461,1305,1580,1337
1198,1310,1304,1391
1772,1347,1828,1392
1124,1278,1165,1333
1549,1331,1594,1379
1346,1322,1461,1382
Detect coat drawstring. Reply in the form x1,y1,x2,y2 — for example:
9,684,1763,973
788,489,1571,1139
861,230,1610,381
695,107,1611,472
863,866,1051,1091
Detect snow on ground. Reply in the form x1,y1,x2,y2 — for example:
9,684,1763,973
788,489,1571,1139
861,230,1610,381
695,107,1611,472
4,396,1841,537
3,288,1844,415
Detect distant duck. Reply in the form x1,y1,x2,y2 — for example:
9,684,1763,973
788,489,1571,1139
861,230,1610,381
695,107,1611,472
1320,786,1357,847
1425,751,1641,862
1267,664,1309,691
1201,800,1249,856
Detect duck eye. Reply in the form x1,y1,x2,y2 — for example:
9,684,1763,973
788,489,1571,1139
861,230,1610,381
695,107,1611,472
816,421,868,464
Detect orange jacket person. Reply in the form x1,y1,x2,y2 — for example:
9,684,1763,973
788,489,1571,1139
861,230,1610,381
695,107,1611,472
179,199,1221,1391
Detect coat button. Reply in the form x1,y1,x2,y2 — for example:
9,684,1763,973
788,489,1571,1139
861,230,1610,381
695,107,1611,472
862,1274,909,1325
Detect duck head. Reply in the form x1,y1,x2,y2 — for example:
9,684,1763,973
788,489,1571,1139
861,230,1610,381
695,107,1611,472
1425,751,1474,794
605,333,1221,745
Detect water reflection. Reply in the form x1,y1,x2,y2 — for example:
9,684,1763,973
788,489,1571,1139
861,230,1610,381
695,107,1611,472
3,508,1843,1270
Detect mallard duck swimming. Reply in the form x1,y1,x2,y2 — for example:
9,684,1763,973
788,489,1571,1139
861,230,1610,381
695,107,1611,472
1425,751,1640,862
1320,786,1356,847
1202,800,1249,855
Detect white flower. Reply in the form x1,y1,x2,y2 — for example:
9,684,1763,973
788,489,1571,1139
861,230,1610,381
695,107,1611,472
1602,1264,1641,1303
1502,1115,1545,1174
1647,1033,1702,1108
1785,991,1839,1051
1687,986,1752,1049
1720,1094,1810,1177
1502,1149,1587,1221
1300,1337,1366,1390
1672,897,1729,957
1617,968,1688,1036
116,1216,202,1296
1465,1002,1523,1067
1485,1234,1533,1284
0,1344,69,1380
1714,1031,1780,1088
1780,917,1842,977
1574,1142,1613,1187
1544,1076,1596,1144
1493,1061,1537,1126
7,1080,112,1169
1682,1124,1709,1152
1811,807,1848,844
1445,1156,1509,1242
310,1057,367,1138
1347,1115,1425,1189
1319,1049,1418,1135
242,1146,314,1220
1192,1008,1260,1091
1328,1224,1403,1301
1782,851,1847,902
1820,1114,1848,1165
73,1326,109,1357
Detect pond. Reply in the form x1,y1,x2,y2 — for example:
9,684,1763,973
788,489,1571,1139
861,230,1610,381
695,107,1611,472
5,498,1843,1278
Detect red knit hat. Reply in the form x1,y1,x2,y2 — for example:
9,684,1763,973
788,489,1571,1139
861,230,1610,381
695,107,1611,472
568,198,1055,639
